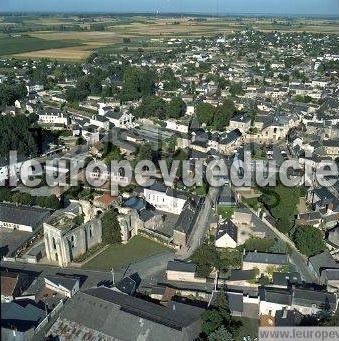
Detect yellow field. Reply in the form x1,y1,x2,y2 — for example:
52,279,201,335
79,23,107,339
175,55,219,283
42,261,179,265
14,45,97,61
30,31,132,43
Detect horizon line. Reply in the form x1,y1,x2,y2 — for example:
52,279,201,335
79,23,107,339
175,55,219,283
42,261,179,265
0,11,338,19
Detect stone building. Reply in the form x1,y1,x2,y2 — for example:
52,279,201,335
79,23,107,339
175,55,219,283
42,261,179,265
44,204,102,267
117,207,142,244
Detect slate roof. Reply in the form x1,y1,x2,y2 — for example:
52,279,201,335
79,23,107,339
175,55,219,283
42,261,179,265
174,197,202,235
275,309,303,327
260,287,292,305
323,268,339,281
272,272,302,286
220,129,242,146
105,110,124,120
55,287,202,340
227,292,243,313
243,252,289,265
308,251,339,276
0,203,51,230
1,301,45,331
114,276,137,296
228,269,256,281
293,288,337,310
45,275,79,292
124,197,145,211
216,220,238,243
139,209,158,222
167,260,197,273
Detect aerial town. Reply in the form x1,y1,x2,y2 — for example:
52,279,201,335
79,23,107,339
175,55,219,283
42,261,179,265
0,9,339,341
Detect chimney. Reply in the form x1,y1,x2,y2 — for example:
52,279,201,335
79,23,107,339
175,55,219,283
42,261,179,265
282,309,288,319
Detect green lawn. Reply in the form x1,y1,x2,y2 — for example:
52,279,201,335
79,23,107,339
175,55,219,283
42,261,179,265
83,235,172,270
0,36,82,55
233,317,259,341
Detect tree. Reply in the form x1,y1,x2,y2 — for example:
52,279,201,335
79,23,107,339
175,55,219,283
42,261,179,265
11,192,33,206
293,226,326,257
162,67,180,90
37,195,61,210
219,249,242,270
191,243,221,277
259,275,270,286
229,83,244,97
208,326,234,341
76,137,86,145
202,310,224,336
166,96,186,119
101,209,121,244
213,98,236,130
120,66,157,102
237,237,275,253
137,143,153,162
202,291,232,337
104,145,122,165
0,115,38,158
196,103,215,126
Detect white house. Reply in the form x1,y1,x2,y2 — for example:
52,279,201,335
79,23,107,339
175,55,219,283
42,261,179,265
26,83,44,93
38,109,69,126
89,115,110,130
0,74,7,84
165,119,189,134
215,220,238,248
105,111,134,128
144,183,187,215
98,104,113,116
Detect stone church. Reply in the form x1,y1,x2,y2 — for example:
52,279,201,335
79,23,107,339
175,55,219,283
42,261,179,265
44,201,102,267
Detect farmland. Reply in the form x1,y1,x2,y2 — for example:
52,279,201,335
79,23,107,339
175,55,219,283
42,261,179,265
0,14,338,61
0,35,83,55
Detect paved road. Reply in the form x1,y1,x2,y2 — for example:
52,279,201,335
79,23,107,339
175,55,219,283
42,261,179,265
122,251,175,285
180,186,220,259
246,207,317,283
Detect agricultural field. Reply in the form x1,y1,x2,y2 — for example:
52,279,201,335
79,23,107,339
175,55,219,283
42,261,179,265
0,15,338,61
0,35,83,55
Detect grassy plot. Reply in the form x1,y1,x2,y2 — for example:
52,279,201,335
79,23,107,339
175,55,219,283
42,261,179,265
233,317,259,341
0,35,83,55
83,235,172,270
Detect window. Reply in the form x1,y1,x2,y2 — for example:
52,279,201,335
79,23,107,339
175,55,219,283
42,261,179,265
52,237,56,250
89,228,93,239
71,235,77,248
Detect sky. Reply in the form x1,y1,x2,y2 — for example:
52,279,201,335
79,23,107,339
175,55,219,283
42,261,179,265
1,0,338,16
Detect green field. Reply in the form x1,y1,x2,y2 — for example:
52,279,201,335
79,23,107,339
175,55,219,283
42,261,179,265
0,35,82,55
83,235,172,270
